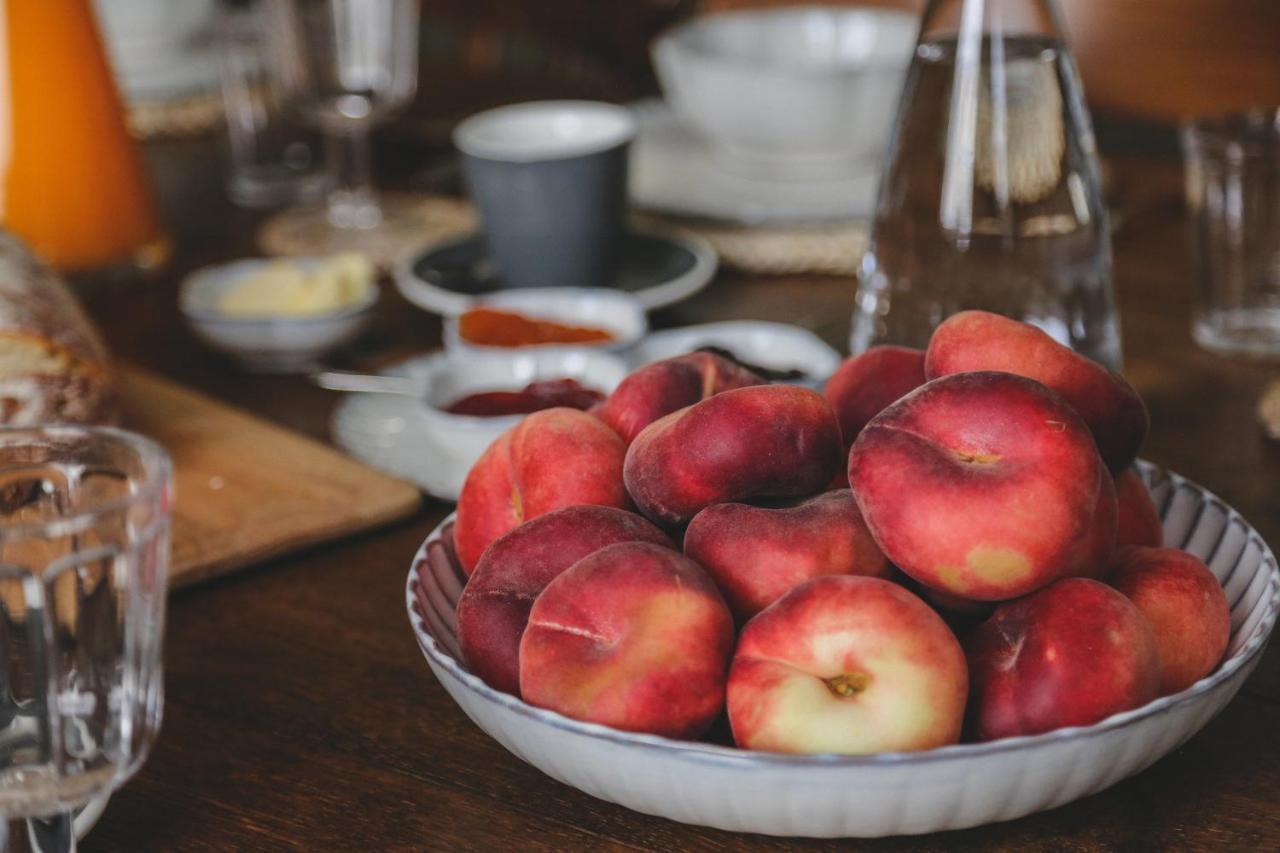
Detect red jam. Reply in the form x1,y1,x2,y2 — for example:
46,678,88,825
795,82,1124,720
444,378,604,417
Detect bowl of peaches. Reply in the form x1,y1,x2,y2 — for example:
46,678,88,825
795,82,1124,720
406,311,1280,838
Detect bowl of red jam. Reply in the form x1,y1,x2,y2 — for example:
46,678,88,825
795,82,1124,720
420,348,629,469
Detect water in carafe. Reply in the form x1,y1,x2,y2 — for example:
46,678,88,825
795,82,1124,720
852,0,1121,369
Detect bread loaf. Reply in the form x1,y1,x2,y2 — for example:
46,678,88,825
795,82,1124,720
0,231,115,424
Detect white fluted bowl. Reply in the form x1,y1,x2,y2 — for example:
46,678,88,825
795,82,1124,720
405,462,1279,837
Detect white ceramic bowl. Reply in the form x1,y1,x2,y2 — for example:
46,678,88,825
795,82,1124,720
406,462,1280,838
419,348,630,473
628,321,843,387
652,6,918,178
180,259,377,373
443,288,648,355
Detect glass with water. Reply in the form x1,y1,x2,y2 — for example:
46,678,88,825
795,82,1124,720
0,427,171,852
852,0,1121,368
1183,109,1280,358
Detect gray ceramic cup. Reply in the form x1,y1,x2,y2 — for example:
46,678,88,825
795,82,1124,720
453,101,636,289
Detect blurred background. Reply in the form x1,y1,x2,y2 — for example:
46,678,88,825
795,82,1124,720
94,0,1280,164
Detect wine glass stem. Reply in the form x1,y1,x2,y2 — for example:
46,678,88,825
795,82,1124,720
324,124,381,231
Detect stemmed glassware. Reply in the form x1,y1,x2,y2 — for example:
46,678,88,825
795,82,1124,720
264,0,422,259
0,427,172,852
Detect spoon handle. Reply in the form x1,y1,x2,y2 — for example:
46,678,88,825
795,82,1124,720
311,371,422,396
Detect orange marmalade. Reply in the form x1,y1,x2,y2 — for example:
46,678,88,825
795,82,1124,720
458,307,615,347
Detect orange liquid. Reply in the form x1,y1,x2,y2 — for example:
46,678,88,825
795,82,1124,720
0,0,167,271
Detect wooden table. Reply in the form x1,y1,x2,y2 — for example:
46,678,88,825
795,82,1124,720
78,137,1280,851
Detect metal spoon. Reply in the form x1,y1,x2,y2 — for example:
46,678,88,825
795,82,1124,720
310,370,424,397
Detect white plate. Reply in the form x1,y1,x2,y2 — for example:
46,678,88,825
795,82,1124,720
394,227,718,317
629,99,881,225
406,462,1280,837
330,350,627,501
629,321,843,386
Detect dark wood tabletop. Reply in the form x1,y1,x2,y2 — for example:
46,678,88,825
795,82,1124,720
76,136,1280,852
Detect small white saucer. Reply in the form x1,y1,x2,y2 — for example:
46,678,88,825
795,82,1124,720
629,99,881,225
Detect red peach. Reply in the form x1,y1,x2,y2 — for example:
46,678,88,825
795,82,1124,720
519,542,734,738
454,408,629,574
456,506,673,695
1115,468,1164,548
624,384,842,526
925,310,1149,472
684,489,890,619
1069,466,1118,579
966,577,1161,740
1109,546,1230,695
849,371,1108,601
594,352,763,445
727,576,968,754
823,345,926,451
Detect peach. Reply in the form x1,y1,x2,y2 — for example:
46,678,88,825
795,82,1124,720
624,385,843,526
683,489,890,619
519,542,734,738
823,345,926,451
966,577,1161,740
455,506,673,695
454,408,628,574
1069,467,1118,579
1115,468,1164,548
848,371,1108,601
1109,546,1230,695
594,352,763,445
727,576,968,754
925,310,1149,472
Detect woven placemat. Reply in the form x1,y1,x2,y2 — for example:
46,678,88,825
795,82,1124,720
257,195,477,269
127,92,224,140
636,214,868,277
257,194,868,276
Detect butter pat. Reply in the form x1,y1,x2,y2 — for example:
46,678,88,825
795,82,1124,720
219,253,375,317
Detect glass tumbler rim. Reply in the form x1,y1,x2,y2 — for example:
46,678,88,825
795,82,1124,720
1181,107,1280,163
0,424,173,542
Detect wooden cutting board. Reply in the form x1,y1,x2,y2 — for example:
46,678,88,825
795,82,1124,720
119,367,421,588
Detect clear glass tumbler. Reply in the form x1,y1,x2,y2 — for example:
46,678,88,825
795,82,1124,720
1182,109,1280,358
217,0,325,209
852,0,1121,368
0,427,172,852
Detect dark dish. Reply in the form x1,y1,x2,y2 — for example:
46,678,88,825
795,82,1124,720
695,345,807,383
444,378,605,417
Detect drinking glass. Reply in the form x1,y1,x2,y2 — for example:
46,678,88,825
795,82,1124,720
1182,109,1280,357
263,0,421,254
0,427,172,852
217,0,326,208
851,0,1121,368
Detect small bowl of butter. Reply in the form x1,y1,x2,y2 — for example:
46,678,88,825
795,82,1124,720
181,254,378,372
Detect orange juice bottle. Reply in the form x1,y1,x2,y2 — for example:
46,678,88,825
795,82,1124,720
0,0,169,271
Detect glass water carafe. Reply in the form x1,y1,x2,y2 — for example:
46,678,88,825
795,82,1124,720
851,0,1121,368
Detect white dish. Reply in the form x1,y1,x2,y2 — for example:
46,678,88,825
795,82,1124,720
406,462,1279,837
652,6,917,178
180,258,377,373
93,0,217,102
443,288,648,355
629,321,843,386
629,99,880,224
394,227,717,316
331,350,627,501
